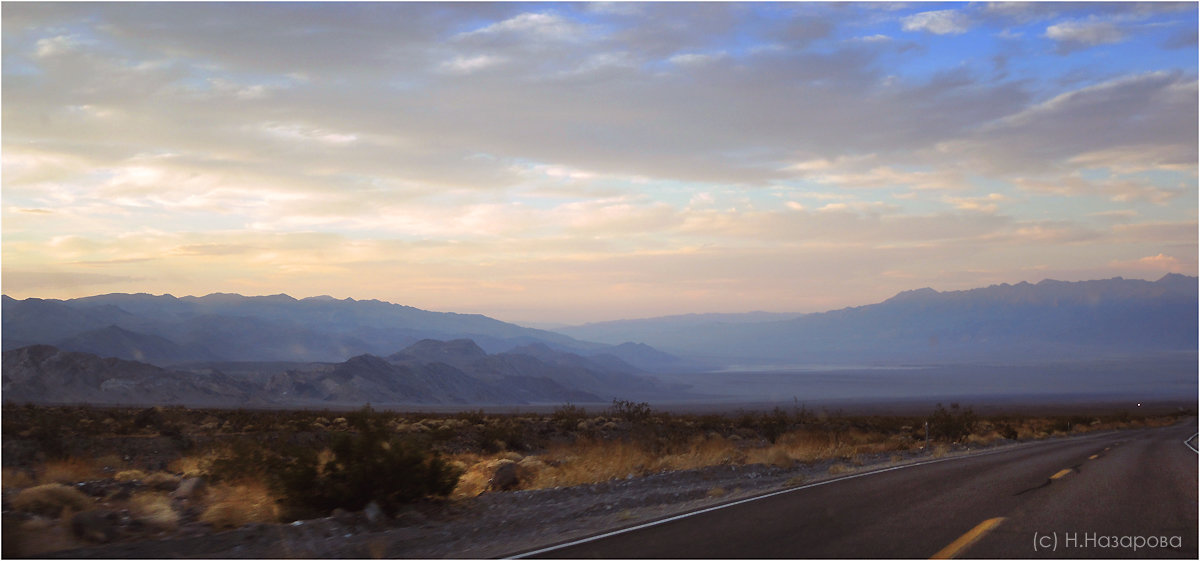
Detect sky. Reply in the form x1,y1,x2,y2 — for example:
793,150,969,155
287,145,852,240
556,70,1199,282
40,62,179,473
2,2,1197,325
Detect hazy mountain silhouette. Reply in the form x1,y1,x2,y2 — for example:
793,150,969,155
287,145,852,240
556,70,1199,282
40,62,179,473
1,292,681,372
1,335,674,406
557,274,1198,365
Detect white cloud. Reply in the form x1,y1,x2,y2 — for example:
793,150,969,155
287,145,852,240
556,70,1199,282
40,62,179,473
902,10,971,35
1109,253,1186,273
259,122,358,145
438,54,507,75
1045,20,1127,52
668,52,727,66
943,193,1009,213
34,34,80,57
854,34,892,43
460,12,584,41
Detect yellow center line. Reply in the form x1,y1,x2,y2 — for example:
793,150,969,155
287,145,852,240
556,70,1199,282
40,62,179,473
930,517,1007,559
1050,468,1073,479
1088,454,1099,460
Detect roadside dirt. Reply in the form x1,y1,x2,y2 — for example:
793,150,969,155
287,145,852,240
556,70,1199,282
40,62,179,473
37,443,1000,559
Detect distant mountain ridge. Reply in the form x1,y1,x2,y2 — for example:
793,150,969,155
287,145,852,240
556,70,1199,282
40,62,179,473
2,338,673,407
1,292,682,372
556,274,1199,365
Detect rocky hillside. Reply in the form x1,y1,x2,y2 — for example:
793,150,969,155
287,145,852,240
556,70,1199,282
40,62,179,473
1,345,254,406
1,338,672,407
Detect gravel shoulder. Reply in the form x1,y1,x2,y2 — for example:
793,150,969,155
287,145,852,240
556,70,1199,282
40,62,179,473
41,436,1064,559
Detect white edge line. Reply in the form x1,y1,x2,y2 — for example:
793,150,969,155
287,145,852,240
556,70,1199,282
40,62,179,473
1185,432,1199,454
505,445,1030,559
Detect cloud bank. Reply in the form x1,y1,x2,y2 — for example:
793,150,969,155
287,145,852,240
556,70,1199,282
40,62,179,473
3,3,1196,323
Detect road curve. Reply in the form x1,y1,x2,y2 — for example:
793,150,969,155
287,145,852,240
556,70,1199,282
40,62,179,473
512,420,1197,559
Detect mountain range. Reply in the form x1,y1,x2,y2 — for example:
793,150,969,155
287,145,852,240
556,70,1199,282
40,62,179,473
0,292,683,372
2,339,676,407
3,274,1194,406
554,274,1198,365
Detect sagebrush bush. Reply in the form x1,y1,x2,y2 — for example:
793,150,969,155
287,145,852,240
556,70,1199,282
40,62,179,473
200,482,279,529
211,406,460,518
929,403,979,443
12,483,93,517
130,492,179,530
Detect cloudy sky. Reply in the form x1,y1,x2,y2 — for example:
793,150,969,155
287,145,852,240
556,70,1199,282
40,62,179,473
3,2,1197,324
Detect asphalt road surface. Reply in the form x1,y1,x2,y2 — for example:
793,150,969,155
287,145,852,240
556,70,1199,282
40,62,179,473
515,419,1198,559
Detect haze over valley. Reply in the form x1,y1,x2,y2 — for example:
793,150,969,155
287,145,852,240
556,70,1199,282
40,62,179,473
5,274,1195,409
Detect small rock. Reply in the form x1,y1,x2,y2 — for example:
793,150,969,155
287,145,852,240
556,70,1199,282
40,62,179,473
489,461,520,491
363,501,385,527
71,510,119,543
172,477,207,500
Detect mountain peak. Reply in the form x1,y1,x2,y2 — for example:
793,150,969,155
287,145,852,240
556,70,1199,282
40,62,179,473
885,287,939,303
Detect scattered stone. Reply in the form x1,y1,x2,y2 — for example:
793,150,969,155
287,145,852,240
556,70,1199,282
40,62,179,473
489,460,520,491
171,477,206,500
363,501,385,527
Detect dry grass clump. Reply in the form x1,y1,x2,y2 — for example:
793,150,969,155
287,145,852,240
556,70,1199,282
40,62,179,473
39,457,101,484
828,463,852,475
527,439,661,489
114,469,149,482
965,431,1002,446
199,481,280,529
658,435,743,470
143,471,181,490
168,448,226,478
12,483,94,517
130,492,179,531
746,446,794,469
3,467,37,489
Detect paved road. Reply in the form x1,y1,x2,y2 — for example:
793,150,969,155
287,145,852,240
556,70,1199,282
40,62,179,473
515,420,1197,559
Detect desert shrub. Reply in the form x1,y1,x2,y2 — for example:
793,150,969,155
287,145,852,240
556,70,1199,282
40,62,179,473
477,417,527,453
214,406,460,518
608,399,652,423
996,423,1019,440
130,492,179,530
551,403,587,430
12,483,93,517
762,407,791,444
199,482,279,529
929,403,978,443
